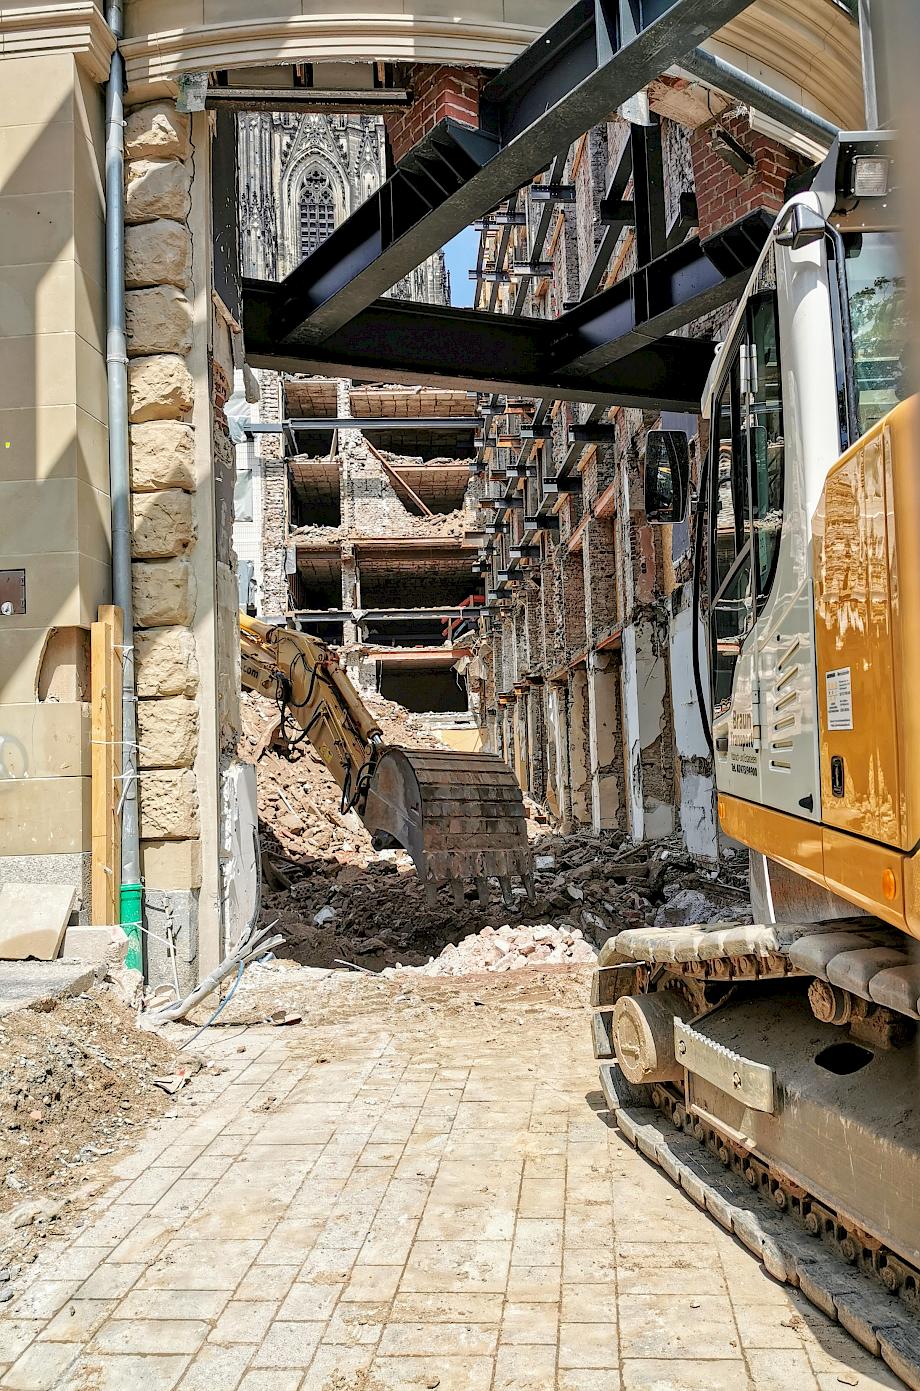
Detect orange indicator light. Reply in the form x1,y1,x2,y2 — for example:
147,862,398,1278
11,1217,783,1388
882,868,897,902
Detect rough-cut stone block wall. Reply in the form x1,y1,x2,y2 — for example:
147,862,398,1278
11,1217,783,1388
691,109,801,239
124,102,203,859
385,66,480,164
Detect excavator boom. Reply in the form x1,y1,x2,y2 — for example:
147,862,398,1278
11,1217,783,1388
240,614,532,903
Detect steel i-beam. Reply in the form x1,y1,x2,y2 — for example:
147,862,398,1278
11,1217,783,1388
250,0,759,348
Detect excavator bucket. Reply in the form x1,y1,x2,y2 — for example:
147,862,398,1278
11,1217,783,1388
362,746,533,906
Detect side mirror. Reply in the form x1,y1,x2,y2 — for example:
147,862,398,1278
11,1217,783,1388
644,430,690,524
775,203,826,250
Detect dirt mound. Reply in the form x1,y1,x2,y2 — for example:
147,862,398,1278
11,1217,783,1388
0,985,179,1285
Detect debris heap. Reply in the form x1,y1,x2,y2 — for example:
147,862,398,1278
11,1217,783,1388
240,693,751,974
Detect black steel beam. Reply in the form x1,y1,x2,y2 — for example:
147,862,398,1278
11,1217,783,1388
256,0,758,347
245,209,769,413
489,193,519,312
206,88,413,114
512,151,568,316
631,116,668,265
246,417,480,433
552,207,772,376
246,290,716,412
583,136,635,299
666,190,699,249
569,422,620,442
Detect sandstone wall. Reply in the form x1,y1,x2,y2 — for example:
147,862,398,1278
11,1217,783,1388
123,102,203,882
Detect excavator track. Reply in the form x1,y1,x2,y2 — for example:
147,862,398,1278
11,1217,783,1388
592,922,920,1389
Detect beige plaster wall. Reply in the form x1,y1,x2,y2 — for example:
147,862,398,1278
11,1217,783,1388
0,52,108,876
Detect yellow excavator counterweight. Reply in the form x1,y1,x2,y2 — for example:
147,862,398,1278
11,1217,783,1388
240,614,532,905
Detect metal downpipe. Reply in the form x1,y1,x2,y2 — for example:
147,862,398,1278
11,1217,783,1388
105,0,143,972
680,48,840,149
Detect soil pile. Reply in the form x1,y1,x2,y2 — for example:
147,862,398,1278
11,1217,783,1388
0,985,178,1285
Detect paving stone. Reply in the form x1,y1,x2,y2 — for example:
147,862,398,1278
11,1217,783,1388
207,1301,277,1345
76,1265,145,1300
617,1293,740,1360
401,1240,511,1293
493,1342,558,1389
249,1321,325,1368
3,1339,77,1389
560,1283,617,1323
59,1352,191,1391
91,1319,209,1356
10,1282,82,1320
237,1370,304,1391
622,1359,751,1388
364,1354,494,1389
174,1342,254,1391
42,1300,115,1342
558,1321,620,1369
340,1265,402,1302
0,1322,43,1364
379,1321,498,1355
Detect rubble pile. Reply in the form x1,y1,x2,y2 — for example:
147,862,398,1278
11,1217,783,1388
385,922,598,977
0,986,178,1285
240,693,751,975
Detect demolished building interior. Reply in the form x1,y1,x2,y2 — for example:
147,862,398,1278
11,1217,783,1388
8,1,920,1387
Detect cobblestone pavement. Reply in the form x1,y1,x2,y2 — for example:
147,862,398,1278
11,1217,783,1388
0,968,906,1391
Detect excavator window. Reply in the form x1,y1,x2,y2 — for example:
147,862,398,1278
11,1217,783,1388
843,231,908,434
708,255,785,718
748,291,785,602
710,353,754,715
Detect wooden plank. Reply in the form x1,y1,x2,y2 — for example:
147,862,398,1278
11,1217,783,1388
91,605,123,927
364,437,434,517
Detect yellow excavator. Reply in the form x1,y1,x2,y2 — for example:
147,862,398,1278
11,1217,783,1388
240,613,532,904
593,129,920,1325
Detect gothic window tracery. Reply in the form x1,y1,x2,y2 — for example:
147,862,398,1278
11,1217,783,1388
299,168,336,257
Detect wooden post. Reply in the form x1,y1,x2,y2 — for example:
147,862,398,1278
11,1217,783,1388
91,605,123,927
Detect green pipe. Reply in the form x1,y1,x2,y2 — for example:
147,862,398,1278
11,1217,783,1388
120,883,143,973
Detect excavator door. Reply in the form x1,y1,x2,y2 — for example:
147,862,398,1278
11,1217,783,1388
363,746,533,907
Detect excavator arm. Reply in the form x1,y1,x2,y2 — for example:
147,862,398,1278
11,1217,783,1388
241,614,381,813
240,614,533,904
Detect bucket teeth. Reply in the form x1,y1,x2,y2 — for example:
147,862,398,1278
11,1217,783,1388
363,746,533,903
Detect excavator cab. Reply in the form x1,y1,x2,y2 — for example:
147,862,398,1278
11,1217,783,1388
240,614,532,906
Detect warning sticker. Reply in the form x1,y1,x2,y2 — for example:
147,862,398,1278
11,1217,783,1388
826,667,853,732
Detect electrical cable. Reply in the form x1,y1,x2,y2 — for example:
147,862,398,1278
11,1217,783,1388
179,961,245,1051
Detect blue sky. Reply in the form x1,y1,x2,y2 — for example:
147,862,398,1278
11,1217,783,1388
443,226,479,307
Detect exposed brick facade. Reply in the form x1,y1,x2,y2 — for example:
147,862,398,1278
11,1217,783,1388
385,65,481,164
690,109,801,239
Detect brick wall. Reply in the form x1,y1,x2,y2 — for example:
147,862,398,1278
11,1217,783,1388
690,109,801,239
386,66,480,164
